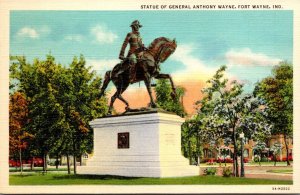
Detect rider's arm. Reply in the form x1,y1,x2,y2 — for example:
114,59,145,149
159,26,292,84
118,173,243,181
119,33,131,59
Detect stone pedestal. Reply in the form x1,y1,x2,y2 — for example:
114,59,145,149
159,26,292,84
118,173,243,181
77,111,199,177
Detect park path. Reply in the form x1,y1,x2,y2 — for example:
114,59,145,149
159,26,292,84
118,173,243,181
200,164,293,181
244,166,292,181
244,173,292,181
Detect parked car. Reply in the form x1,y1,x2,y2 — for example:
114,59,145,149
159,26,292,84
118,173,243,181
9,157,44,167
9,159,21,167
27,157,44,167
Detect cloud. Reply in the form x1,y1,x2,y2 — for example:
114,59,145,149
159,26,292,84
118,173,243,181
16,26,51,39
90,25,118,44
225,48,281,67
17,27,39,39
86,58,119,73
64,34,84,42
170,44,217,83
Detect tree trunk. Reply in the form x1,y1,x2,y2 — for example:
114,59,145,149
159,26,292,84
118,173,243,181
283,134,290,166
274,154,277,166
56,154,59,169
196,134,201,165
80,154,82,166
188,139,192,165
73,154,77,174
72,136,77,174
30,156,34,171
19,147,23,175
42,153,45,172
60,155,62,166
67,153,71,174
232,131,239,177
43,152,47,173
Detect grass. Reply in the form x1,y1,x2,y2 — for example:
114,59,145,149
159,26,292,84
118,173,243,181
266,169,293,174
9,167,72,172
10,173,292,185
199,161,292,167
248,161,291,166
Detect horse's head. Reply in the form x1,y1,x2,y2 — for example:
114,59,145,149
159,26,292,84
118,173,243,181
159,39,177,63
148,37,177,63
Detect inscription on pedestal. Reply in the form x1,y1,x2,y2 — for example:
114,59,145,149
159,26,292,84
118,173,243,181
164,133,175,145
118,132,130,149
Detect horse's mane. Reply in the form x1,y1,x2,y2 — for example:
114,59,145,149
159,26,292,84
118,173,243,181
148,37,172,51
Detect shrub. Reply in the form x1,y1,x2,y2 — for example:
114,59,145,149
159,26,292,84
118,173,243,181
225,158,233,163
282,156,293,161
243,158,249,163
261,157,268,162
222,167,232,177
204,167,217,176
216,158,222,163
206,159,216,165
254,156,260,162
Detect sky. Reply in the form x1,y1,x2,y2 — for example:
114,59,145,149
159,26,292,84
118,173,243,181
10,11,293,114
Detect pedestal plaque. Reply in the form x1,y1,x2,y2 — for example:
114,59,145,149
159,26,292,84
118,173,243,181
77,111,199,177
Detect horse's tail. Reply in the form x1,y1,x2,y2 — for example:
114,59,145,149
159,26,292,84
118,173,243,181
100,70,111,98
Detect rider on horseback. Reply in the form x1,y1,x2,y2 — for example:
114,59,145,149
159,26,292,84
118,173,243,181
119,20,145,83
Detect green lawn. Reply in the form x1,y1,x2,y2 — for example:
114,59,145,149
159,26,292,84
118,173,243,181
266,169,293,174
248,161,291,166
10,173,292,185
199,161,291,167
9,167,71,172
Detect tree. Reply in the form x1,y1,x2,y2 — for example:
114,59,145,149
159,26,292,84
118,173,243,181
62,55,108,174
253,141,267,166
195,66,242,176
270,142,282,166
9,92,32,174
10,54,108,174
181,116,204,165
254,61,293,166
155,79,186,117
220,137,231,166
195,65,271,176
181,121,196,165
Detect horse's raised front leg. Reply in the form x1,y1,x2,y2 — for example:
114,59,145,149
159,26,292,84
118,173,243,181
155,73,177,100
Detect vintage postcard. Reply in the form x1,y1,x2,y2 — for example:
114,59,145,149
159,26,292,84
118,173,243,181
0,0,299,194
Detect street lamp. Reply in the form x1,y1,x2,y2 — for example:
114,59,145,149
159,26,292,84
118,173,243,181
240,132,245,177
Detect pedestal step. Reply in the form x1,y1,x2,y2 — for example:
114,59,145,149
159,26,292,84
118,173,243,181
77,165,199,178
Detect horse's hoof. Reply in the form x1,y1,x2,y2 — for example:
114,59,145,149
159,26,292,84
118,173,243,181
150,103,157,108
171,92,176,98
106,111,112,116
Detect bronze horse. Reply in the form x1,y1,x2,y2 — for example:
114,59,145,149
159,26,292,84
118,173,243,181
100,37,177,114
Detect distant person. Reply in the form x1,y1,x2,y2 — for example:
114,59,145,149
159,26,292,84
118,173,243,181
55,159,59,169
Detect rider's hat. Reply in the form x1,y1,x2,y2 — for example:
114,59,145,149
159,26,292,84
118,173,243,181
130,20,142,28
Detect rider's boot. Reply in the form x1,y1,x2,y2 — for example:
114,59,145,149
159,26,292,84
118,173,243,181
129,63,136,83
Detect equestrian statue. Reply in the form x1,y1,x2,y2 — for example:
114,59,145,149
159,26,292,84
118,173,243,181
99,20,177,115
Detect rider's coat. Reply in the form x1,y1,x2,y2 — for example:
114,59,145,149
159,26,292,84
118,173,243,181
119,31,143,61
